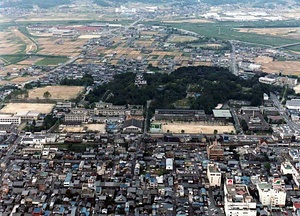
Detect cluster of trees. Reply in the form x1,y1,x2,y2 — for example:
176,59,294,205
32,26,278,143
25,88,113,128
87,66,284,114
60,74,93,86
25,114,58,132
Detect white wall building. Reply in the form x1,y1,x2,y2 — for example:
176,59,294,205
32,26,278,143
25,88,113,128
0,115,21,125
207,163,222,187
224,179,256,216
280,161,299,176
166,158,173,171
257,179,286,207
286,99,300,110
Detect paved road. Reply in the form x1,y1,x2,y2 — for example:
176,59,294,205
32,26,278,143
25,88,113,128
144,100,151,135
270,92,300,133
229,40,239,76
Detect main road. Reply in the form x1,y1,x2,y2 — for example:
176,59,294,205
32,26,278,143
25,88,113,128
229,40,239,76
270,92,300,133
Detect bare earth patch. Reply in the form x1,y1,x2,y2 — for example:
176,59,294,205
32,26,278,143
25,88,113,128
60,124,106,133
157,122,235,134
1,103,55,114
256,60,300,75
28,86,84,100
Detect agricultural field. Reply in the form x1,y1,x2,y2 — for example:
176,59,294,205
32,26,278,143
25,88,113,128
34,57,69,66
17,56,44,65
151,21,300,50
237,27,300,40
36,37,88,57
157,122,235,134
255,56,300,75
0,31,25,55
10,76,41,84
28,86,84,100
0,103,55,114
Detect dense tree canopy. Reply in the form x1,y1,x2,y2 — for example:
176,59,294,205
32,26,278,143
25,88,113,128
86,66,284,114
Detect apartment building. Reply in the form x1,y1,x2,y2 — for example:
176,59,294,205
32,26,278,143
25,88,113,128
207,162,222,187
257,178,286,207
224,179,256,216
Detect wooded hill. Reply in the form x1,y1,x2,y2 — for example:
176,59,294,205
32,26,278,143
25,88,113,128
86,66,284,114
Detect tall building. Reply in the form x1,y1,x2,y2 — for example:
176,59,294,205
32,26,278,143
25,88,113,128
224,178,256,216
207,162,222,187
207,141,224,161
257,177,286,207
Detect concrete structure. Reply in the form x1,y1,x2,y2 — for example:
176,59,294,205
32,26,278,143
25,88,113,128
213,109,232,119
166,158,173,171
280,161,299,176
224,180,256,216
257,179,286,207
122,118,143,133
286,99,300,110
207,163,222,187
259,76,276,85
207,141,224,161
0,115,21,125
15,111,40,121
64,113,87,123
154,109,207,121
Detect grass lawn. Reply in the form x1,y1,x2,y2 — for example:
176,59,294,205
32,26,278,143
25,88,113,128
0,54,28,64
35,56,69,66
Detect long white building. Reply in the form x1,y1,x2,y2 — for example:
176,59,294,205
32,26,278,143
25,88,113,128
207,162,222,187
224,179,256,216
0,115,21,125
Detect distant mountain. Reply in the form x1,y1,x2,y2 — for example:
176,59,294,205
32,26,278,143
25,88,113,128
200,0,290,6
0,0,72,9
0,0,298,9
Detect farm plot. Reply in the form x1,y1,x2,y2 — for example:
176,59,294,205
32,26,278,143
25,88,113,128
37,38,88,57
238,27,300,40
255,58,300,75
0,32,24,55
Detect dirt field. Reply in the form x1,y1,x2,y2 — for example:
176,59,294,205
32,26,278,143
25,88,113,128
256,60,300,75
10,76,41,84
294,85,300,94
238,27,300,39
0,103,54,114
11,27,37,54
169,35,198,43
0,31,23,55
60,124,106,133
255,56,273,64
28,86,84,100
158,122,235,134
78,35,101,39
